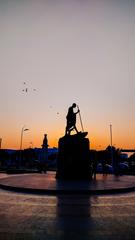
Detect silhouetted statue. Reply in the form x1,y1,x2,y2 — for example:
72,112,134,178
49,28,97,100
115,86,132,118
65,103,80,135
56,104,91,180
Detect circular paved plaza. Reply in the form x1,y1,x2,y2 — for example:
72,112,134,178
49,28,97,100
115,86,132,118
0,172,135,194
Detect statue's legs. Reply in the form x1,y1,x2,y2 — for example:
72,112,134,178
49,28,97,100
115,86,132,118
65,120,79,135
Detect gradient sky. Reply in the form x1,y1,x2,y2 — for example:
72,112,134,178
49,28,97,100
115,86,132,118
0,0,135,150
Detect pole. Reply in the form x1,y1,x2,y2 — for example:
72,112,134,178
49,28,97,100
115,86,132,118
19,127,24,168
110,124,112,147
110,124,114,173
19,126,29,168
77,105,84,132
20,127,24,151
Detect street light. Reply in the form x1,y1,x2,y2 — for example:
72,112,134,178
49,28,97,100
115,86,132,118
110,124,114,173
19,126,29,168
110,124,113,147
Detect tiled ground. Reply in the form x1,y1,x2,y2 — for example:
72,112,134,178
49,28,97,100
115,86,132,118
0,189,135,239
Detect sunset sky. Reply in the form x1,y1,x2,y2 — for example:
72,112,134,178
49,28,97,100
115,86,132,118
0,0,135,150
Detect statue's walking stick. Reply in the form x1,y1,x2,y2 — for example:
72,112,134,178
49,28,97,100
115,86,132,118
77,105,84,132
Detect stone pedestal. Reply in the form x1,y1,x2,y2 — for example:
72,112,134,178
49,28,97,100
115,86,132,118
56,133,91,180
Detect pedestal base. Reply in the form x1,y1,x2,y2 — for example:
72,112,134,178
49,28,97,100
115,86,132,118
56,133,91,180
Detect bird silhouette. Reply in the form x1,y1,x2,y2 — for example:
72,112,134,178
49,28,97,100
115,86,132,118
21,82,37,94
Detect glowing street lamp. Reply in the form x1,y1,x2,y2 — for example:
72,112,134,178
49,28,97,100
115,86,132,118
19,126,29,168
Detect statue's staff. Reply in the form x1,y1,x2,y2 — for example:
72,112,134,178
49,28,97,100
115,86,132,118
77,104,84,132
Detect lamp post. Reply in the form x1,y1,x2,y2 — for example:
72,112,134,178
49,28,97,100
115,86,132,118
19,126,29,168
110,124,113,147
110,124,114,173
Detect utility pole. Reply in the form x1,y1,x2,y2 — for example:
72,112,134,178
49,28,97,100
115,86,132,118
110,124,112,147
110,124,114,173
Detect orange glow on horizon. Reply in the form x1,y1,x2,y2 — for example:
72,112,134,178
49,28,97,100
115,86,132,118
1,130,135,151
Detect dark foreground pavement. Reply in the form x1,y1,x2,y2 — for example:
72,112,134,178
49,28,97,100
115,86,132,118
0,189,135,240
0,172,135,194
0,173,135,239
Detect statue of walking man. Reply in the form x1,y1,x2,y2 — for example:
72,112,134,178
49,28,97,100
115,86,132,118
65,103,80,135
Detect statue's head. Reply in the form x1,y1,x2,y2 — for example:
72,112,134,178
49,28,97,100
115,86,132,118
72,103,76,108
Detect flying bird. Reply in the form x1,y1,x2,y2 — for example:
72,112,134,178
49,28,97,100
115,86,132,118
22,88,28,93
21,82,37,94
